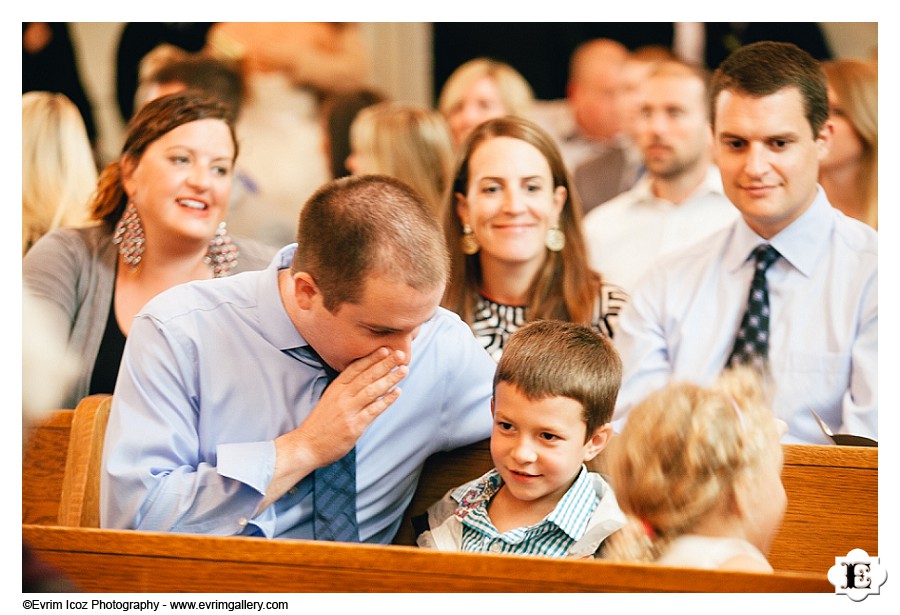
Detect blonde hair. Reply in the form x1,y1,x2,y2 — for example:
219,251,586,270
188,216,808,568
349,102,454,214
441,116,600,327
438,58,534,120
822,59,878,230
604,368,781,561
22,92,98,255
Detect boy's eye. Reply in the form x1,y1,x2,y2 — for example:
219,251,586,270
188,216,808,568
496,421,513,431
539,432,559,442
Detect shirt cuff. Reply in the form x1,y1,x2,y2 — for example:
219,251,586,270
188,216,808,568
217,440,276,495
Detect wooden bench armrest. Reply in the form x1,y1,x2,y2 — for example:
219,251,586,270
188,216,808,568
58,394,112,527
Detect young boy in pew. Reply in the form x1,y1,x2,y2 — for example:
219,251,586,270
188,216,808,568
416,320,625,557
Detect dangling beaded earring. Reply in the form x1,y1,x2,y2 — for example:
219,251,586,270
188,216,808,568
205,221,239,278
461,224,480,255
112,202,145,270
545,222,565,252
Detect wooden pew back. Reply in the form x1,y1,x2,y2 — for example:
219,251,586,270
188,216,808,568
24,397,874,581
770,444,877,574
23,524,831,593
395,439,877,576
22,410,74,525
22,395,112,527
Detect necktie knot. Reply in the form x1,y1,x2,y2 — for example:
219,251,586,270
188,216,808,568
753,243,780,272
285,345,339,382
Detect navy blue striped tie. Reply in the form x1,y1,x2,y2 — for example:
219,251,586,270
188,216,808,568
284,345,359,542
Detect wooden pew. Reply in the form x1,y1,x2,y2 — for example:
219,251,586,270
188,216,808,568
769,444,877,574
22,409,74,525
22,395,112,527
23,524,831,593
22,395,874,584
394,439,877,576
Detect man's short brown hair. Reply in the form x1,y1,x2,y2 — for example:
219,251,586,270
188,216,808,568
494,320,622,438
710,41,828,138
292,175,449,312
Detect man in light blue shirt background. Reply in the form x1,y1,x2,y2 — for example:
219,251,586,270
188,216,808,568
613,42,877,444
101,175,496,542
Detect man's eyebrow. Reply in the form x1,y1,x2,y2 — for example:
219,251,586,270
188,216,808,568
361,323,402,333
717,131,801,140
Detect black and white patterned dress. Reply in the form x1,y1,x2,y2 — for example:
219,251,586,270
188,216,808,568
471,284,628,361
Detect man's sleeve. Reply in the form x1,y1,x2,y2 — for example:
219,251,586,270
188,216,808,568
100,313,274,536
843,270,878,439
611,273,674,428
438,322,496,450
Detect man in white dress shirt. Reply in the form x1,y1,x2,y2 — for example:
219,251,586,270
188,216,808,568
583,60,737,294
612,42,877,444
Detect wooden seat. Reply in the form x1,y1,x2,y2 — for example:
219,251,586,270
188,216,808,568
22,394,112,527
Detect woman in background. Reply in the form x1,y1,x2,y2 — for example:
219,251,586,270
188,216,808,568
442,116,625,361
320,88,387,180
819,59,877,230
23,92,274,408
22,91,98,255
347,102,454,215
438,58,535,147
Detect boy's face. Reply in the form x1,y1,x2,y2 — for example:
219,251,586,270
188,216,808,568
490,382,610,512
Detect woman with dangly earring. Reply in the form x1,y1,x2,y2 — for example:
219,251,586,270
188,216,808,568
23,91,275,408
441,116,627,361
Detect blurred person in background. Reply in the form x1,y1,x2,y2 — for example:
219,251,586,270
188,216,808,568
22,91,98,255
819,59,877,230
438,58,535,147
347,102,454,215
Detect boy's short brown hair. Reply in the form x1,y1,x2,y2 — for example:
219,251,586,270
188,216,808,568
493,320,622,437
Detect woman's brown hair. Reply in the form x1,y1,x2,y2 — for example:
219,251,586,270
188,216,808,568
441,116,599,326
91,91,238,229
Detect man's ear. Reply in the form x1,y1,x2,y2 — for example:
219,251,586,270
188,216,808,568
583,423,613,463
815,118,835,161
293,272,319,310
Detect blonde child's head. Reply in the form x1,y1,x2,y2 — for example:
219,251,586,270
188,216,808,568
606,368,786,562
